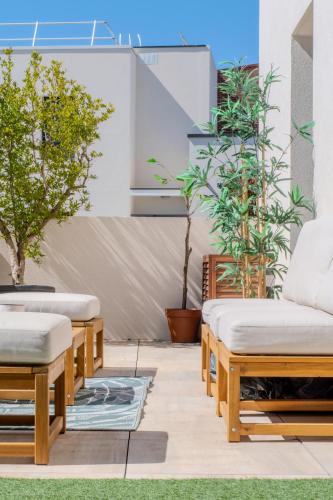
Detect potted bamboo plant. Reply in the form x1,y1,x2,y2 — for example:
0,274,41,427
147,159,201,342
0,50,114,289
177,62,313,297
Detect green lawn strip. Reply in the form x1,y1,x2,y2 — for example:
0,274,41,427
0,478,333,500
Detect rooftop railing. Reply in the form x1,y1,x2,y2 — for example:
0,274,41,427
0,20,142,47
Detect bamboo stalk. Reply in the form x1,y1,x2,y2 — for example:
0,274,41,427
240,145,251,298
257,147,267,298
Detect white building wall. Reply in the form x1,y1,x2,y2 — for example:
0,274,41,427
312,0,333,216
260,0,333,223
134,46,215,188
259,0,312,196
11,47,136,216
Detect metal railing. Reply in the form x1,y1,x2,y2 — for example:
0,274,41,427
0,20,142,47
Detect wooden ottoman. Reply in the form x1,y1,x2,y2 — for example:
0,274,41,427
0,293,104,378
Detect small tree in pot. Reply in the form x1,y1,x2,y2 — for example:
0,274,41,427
147,159,201,342
0,50,114,286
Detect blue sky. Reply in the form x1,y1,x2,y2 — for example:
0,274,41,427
0,0,259,66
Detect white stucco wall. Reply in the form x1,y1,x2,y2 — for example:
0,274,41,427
134,47,215,189
260,0,312,192
312,0,333,216
10,47,136,216
260,0,333,222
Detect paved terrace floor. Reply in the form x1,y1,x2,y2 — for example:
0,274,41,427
0,341,333,479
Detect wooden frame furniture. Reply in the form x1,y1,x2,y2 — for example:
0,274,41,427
202,324,333,441
66,326,85,404
0,326,86,406
73,318,104,377
0,353,66,464
0,293,104,378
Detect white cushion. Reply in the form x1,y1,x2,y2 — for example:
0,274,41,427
210,303,333,354
0,312,72,364
282,217,333,308
0,293,100,321
203,298,284,324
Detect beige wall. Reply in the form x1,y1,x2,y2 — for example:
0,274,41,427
0,218,212,340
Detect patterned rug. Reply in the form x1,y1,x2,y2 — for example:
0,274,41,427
0,377,152,431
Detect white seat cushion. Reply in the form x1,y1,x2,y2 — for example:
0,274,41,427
210,303,333,355
0,293,100,321
0,312,72,364
282,217,333,309
202,298,286,324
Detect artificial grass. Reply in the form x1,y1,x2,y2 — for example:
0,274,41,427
0,478,333,499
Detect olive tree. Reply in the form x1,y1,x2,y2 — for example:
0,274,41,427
0,50,114,284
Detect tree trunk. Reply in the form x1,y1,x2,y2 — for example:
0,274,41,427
8,244,25,285
182,199,192,310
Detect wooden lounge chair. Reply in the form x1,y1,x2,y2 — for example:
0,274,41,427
0,312,72,464
0,293,104,377
202,216,333,441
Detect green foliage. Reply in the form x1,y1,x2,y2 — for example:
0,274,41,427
0,50,114,283
177,61,314,297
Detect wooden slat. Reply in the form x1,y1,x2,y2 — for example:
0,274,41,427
0,442,34,457
0,366,33,374
240,362,333,377
240,423,333,437
0,389,56,401
49,416,64,447
74,375,84,394
0,376,35,390
240,399,333,412
0,415,35,425
94,356,103,371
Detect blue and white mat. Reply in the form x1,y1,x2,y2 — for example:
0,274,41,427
0,377,152,431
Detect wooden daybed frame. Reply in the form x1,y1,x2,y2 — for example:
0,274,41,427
202,324,333,441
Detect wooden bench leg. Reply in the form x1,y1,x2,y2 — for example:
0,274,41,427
201,332,207,382
85,325,95,377
76,340,85,393
216,356,224,417
96,327,104,370
54,370,66,433
65,346,75,405
35,373,49,465
226,363,241,442
206,333,213,397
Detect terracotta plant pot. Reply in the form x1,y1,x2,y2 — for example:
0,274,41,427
165,308,202,343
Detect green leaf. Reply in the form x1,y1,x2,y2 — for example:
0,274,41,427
153,174,168,185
